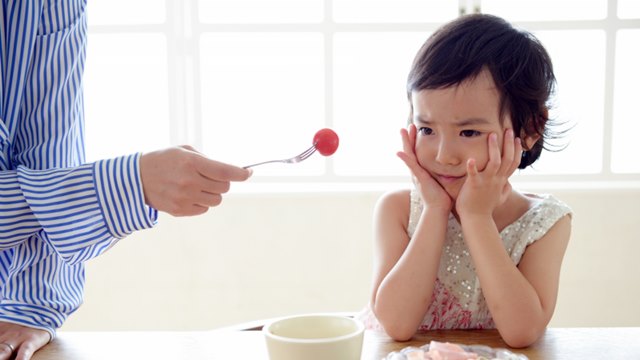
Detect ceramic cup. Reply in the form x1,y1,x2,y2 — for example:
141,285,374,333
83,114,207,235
263,314,365,360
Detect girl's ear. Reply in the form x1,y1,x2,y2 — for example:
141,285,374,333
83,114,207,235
520,107,547,150
521,134,540,151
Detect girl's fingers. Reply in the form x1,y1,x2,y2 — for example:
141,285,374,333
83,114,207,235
485,132,501,174
500,129,515,174
400,124,417,154
397,151,428,179
508,138,524,176
466,158,478,178
399,128,412,155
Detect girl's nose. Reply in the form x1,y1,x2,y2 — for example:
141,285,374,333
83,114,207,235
435,140,461,165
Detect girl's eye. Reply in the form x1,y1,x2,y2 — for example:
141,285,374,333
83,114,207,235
460,130,481,137
418,127,433,135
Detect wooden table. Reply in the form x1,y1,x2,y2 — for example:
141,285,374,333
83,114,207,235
32,327,640,359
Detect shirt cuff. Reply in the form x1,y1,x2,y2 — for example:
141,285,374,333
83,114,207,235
93,153,158,238
0,302,63,341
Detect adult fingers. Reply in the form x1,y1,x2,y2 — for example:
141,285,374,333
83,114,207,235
196,191,223,208
15,344,37,360
196,157,252,182
200,179,231,196
0,342,13,360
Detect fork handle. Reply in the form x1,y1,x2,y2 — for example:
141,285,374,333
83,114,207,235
243,160,283,169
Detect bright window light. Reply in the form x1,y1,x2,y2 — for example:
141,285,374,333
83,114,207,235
84,34,170,161
612,29,640,173
199,33,326,176
198,0,324,23
82,0,640,188
87,0,165,25
482,0,607,21
333,0,458,23
618,0,640,19
519,30,606,175
333,32,429,176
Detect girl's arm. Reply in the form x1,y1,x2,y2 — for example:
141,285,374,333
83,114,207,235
369,190,449,341
460,213,571,348
457,129,571,347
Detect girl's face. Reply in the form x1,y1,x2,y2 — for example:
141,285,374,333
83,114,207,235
411,69,512,200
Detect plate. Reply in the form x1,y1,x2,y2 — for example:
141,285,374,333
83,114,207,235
384,341,528,360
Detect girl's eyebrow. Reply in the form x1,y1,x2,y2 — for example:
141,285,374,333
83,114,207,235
413,116,491,126
454,117,492,127
412,116,430,125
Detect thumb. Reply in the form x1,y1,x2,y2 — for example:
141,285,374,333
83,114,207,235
199,158,253,182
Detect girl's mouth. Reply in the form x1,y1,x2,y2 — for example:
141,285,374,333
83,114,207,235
435,174,464,184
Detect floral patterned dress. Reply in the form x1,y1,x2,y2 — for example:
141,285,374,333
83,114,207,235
359,189,572,331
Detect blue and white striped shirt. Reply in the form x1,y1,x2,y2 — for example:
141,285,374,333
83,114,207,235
1,0,157,338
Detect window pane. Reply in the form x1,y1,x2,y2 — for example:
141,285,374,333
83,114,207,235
618,0,640,19
333,0,458,23
198,0,323,23
87,0,165,25
518,30,606,175
482,0,607,21
84,34,170,161
611,30,640,173
200,33,325,176
333,32,429,176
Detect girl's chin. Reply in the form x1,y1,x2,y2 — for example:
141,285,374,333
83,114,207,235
435,180,462,199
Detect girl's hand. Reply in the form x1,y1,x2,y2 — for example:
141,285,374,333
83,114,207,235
397,124,453,212
456,128,522,217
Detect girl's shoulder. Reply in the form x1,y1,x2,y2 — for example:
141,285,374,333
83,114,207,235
512,192,573,234
521,193,573,217
377,188,412,206
374,189,412,223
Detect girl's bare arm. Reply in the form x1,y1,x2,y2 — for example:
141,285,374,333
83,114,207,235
370,190,449,341
460,214,571,348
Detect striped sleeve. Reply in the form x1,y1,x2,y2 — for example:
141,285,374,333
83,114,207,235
1,0,161,337
0,153,157,336
15,153,158,265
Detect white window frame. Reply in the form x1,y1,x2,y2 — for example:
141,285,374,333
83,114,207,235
86,0,640,191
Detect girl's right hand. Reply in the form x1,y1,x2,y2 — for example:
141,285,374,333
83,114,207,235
397,124,453,212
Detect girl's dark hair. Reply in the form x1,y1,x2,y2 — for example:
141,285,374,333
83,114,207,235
407,14,558,169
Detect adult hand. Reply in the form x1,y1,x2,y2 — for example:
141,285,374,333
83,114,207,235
396,124,453,212
456,128,522,217
0,322,50,360
140,145,252,216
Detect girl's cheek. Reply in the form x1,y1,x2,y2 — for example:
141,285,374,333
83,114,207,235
414,143,431,169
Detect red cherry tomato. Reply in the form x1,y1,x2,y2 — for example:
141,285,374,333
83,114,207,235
313,128,339,156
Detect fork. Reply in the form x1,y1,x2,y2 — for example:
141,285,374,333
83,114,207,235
243,143,318,168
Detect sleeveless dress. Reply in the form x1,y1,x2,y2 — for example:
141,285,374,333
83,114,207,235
359,189,572,331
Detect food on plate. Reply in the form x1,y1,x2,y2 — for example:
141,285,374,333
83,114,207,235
426,341,479,359
313,128,339,156
384,340,528,360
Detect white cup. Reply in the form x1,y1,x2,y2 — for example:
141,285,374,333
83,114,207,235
263,314,365,360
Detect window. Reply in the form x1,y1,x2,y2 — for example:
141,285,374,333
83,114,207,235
86,0,640,190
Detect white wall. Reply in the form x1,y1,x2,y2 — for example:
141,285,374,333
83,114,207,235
59,187,640,331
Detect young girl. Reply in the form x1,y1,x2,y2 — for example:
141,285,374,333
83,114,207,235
359,14,572,348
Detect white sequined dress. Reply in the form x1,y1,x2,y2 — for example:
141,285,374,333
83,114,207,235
359,189,572,331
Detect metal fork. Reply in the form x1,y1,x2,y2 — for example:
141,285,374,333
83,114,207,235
243,143,317,168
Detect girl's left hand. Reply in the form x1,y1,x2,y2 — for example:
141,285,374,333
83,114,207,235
456,128,523,217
